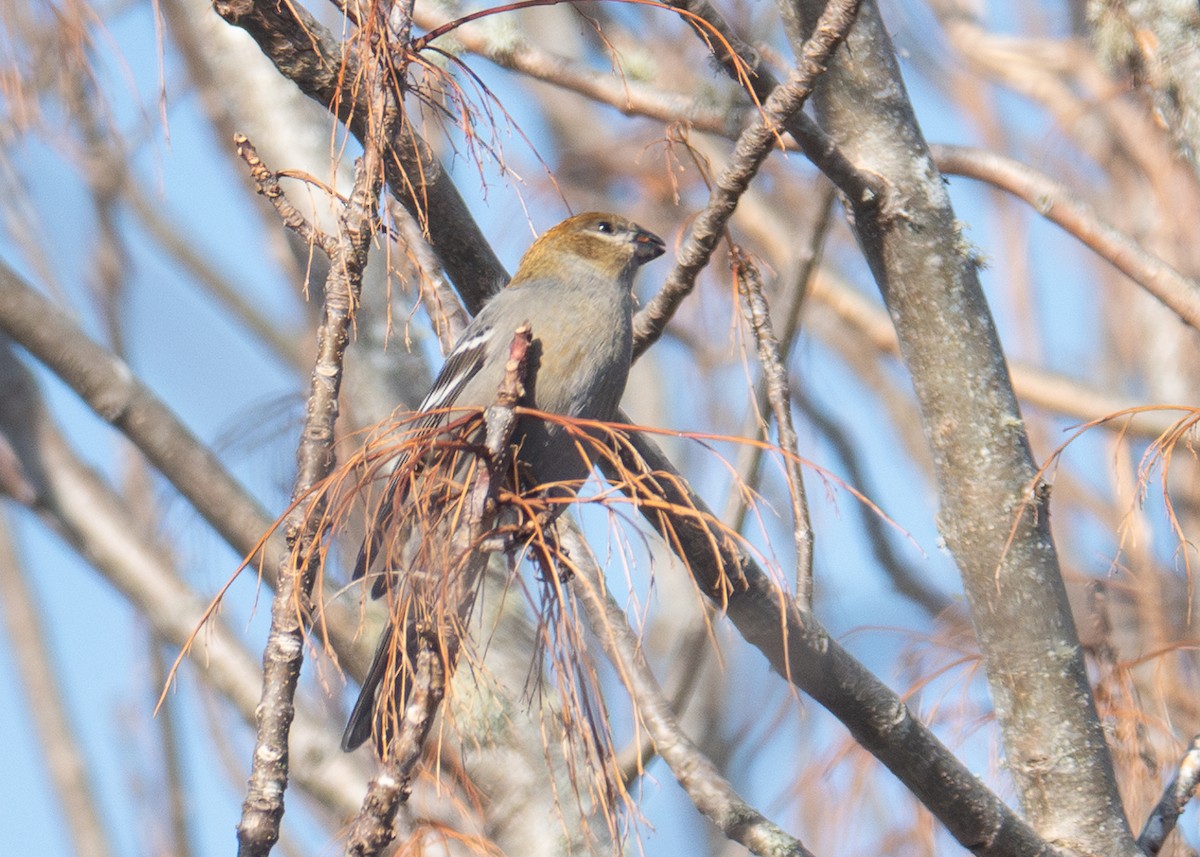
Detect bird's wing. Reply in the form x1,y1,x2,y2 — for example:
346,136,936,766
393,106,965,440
350,315,500,583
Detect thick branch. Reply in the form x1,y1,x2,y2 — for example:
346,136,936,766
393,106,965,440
213,0,505,312
0,341,368,816
606,430,1056,856
776,0,1135,851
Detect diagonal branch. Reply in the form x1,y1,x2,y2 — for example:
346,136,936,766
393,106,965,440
631,0,862,358
666,0,878,201
560,520,814,857
932,143,1200,333
0,339,370,816
1137,733,1200,855
603,428,1057,857
213,0,506,313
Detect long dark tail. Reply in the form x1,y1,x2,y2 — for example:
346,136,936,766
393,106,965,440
340,624,394,751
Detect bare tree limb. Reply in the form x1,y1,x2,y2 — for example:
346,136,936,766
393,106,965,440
932,143,1200,333
723,183,833,533
212,0,506,313
606,427,1058,857
343,643,443,857
0,517,115,857
665,0,877,201
732,249,814,605
775,0,1136,851
632,0,863,358
235,134,338,259
560,521,815,857
235,39,393,853
0,340,369,817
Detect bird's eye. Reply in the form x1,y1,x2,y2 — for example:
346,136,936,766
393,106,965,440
595,220,614,234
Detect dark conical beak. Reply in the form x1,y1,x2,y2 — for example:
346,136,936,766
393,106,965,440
632,227,666,264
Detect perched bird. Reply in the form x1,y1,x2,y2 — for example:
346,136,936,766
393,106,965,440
342,212,665,752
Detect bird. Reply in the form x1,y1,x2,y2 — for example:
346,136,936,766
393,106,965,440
341,212,666,752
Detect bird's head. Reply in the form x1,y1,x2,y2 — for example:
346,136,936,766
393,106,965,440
510,212,665,287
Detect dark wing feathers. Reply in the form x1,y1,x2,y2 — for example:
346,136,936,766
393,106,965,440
351,322,496,585
340,623,393,751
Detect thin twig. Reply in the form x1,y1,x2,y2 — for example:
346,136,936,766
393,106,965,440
559,521,815,857
724,184,833,533
235,134,338,258
732,248,814,606
632,0,862,357
666,0,874,199
410,4,734,130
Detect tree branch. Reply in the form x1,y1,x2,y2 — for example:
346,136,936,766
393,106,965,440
1137,733,1200,855
732,249,814,605
236,38,392,852
0,516,114,857
932,143,1200,333
606,428,1057,857
776,0,1136,851
0,340,370,816
632,0,863,358
213,0,506,312
561,521,814,857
